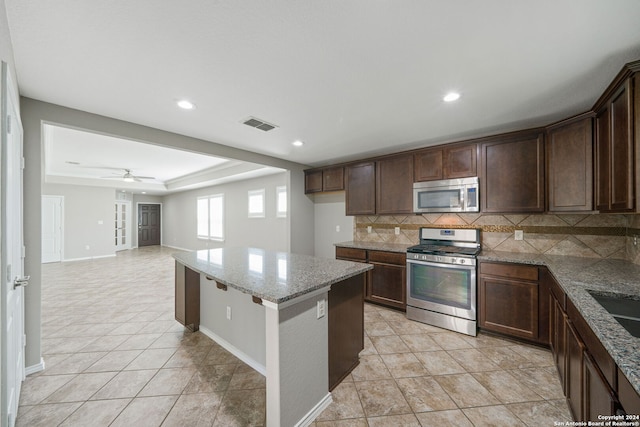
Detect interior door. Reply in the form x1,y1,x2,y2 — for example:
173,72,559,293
42,195,63,263
1,61,27,427
138,204,161,247
115,201,131,251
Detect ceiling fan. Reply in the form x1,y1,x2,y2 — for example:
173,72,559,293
101,169,156,183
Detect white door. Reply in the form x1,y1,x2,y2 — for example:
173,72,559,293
115,201,131,251
1,62,26,427
42,195,63,263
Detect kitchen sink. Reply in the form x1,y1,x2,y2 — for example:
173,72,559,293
588,291,640,338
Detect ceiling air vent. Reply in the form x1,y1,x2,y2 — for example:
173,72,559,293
242,117,278,132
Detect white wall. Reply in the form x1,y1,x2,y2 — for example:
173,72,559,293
42,184,116,260
163,172,288,252
312,193,354,259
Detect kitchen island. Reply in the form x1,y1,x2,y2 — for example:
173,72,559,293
173,247,372,427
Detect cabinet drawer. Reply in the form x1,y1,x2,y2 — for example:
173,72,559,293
480,262,539,281
336,247,367,261
368,250,406,265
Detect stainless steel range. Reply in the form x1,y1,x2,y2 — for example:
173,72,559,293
406,227,481,336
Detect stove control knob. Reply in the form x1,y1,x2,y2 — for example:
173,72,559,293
460,259,466,264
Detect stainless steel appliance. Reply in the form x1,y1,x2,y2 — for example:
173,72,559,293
406,227,481,336
413,177,479,213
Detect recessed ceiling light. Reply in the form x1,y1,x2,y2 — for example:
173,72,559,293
292,140,304,147
443,92,460,102
177,99,195,110
142,192,147,194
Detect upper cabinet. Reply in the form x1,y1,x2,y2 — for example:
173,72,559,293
546,114,594,212
594,78,634,212
376,154,414,214
481,131,545,213
414,143,477,182
345,162,376,215
304,167,344,194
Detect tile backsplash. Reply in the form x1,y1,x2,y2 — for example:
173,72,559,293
354,213,640,264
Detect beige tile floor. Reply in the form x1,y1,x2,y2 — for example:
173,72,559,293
18,246,572,426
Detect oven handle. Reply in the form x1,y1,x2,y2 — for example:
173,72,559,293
406,258,476,271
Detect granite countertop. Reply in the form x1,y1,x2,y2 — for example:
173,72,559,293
173,247,372,305
335,241,412,253
479,250,640,396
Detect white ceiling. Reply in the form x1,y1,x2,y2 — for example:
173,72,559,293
43,124,284,195
6,1,640,168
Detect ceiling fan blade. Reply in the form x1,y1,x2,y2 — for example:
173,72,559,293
133,176,156,180
100,176,124,179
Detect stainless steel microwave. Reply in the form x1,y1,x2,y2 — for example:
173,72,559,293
413,177,479,213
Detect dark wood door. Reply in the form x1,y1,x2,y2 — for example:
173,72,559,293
323,167,344,192
376,154,414,214
547,115,594,212
414,148,443,182
368,251,406,310
583,352,617,421
304,170,323,194
345,162,376,215
138,204,161,246
481,131,545,213
444,143,477,179
595,105,611,211
566,320,585,421
550,297,567,393
609,80,634,211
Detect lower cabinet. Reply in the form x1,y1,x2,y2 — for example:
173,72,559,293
478,261,548,344
565,320,585,420
336,246,406,311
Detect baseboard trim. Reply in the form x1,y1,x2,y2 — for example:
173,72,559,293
198,325,266,376
295,392,333,427
25,358,45,376
162,244,192,252
63,254,116,262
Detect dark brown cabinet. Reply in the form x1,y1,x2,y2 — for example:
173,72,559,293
345,162,376,215
414,143,477,182
546,114,594,212
368,251,406,310
175,261,200,332
328,272,365,390
336,246,406,311
304,167,345,194
376,154,413,214
595,78,634,212
478,261,548,344
481,131,545,213
583,352,617,421
566,320,585,420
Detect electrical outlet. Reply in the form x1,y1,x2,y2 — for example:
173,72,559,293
85,245,90,250
634,235,638,247
317,299,326,319
514,230,524,241
336,225,340,232
367,226,372,234
395,227,400,235
226,306,232,320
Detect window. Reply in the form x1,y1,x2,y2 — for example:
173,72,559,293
248,189,265,218
276,186,287,218
197,194,224,240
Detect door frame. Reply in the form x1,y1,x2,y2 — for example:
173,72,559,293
41,195,64,263
135,202,162,247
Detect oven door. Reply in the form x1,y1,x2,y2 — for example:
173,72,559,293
406,259,476,320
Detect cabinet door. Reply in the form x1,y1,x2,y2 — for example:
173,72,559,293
376,154,414,214
595,105,611,211
175,262,200,332
610,80,634,211
566,321,585,421
550,296,567,393
346,162,376,215
414,148,443,181
444,143,477,179
368,258,406,310
481,132,545,213
547,117,593,212
479,276,539,340
583,352,617,421
323,167,345,192
304,170,323,194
